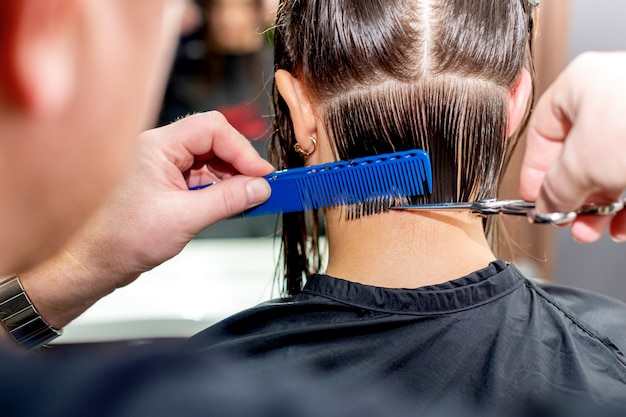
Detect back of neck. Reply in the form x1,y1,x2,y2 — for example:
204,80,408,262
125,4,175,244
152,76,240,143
323,209,497,288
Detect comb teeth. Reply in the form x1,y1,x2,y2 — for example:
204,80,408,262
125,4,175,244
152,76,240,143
241,150,432,217
295,152,429,209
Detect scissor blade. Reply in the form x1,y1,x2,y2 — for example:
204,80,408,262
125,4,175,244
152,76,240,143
391,202,475,211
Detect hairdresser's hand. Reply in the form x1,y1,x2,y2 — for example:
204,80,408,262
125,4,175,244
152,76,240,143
18,112,273,329
520,51,626,243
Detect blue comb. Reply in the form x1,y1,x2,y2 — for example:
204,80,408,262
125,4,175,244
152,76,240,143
191,149,432,217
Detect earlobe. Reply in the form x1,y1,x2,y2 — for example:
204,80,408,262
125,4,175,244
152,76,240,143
275,69,318,146
0,0,78,119
506,67,533,136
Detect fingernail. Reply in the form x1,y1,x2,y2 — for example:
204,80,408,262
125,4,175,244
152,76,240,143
246,178,271,205
611,233,626,243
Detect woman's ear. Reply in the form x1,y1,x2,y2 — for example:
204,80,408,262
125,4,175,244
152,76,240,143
0,0,78,119
507,67,533,136
275,69,318,149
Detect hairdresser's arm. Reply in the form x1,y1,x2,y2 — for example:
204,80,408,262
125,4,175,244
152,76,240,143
12,112,274,334
519,51,626,243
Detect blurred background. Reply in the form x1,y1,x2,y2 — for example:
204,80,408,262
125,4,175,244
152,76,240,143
159,0,279,239
52,0,626,348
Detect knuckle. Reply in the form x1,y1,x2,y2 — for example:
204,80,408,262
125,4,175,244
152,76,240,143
206,110,227,124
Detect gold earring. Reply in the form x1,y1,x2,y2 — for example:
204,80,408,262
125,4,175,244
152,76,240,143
293,136,317,157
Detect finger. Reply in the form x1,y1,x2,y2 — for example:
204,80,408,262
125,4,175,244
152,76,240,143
533,135,593,214
203,158,240,179
156,112,274,175
181,176,271,230
570,215,613,243
186,167,220,188
519,82,573,202
548,189,622,243
610,210,626,243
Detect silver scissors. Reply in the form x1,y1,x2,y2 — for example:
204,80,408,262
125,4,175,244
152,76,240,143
391,198,626,225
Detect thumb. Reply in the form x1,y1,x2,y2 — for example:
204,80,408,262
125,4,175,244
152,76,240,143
183,176,271,231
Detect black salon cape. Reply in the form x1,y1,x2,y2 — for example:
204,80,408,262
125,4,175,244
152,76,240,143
0,347,622,417
186,260,626,410
0,261,625,416
0,344,453,417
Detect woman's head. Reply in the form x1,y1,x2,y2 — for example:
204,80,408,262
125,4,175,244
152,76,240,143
202,0,267,54
270,0,536,295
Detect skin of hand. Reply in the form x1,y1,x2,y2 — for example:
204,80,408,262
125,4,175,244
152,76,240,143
519,51,626,243
17,112,273,330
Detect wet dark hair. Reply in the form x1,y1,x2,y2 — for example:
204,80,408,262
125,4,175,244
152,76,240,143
270,0,537,296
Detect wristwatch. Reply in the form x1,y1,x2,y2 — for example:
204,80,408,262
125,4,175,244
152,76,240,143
0,275,62,349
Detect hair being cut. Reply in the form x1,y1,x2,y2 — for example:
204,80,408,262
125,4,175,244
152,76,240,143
270,0,536,296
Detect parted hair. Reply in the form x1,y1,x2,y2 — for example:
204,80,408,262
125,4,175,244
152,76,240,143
270,0,537,296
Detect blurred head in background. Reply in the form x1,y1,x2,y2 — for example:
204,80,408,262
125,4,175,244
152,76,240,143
204,0,266,54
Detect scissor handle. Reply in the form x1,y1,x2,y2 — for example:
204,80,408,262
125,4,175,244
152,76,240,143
473,199,625,225
393,198,625,225
576,199,625,215
527,209,577,225
527,198,626,225
474,200,575,225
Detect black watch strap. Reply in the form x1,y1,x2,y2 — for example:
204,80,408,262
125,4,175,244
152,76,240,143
0,275,62,349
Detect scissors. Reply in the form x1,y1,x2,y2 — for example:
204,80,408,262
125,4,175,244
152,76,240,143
391,198,626,225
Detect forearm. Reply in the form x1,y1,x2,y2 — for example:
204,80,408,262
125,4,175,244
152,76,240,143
16,249,122,331
0,244,122,350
